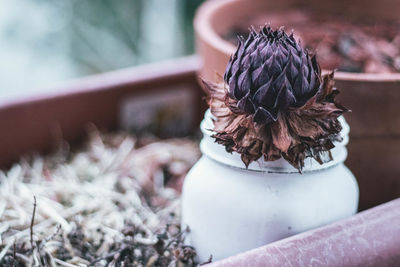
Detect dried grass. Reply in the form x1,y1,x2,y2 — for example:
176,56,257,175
0,131,201,267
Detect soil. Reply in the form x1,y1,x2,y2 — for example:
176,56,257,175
223,9,400,73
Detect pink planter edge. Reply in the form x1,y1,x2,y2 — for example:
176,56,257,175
208,198,400,266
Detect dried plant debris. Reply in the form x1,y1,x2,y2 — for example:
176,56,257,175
0,132,201,267
205,27,347,171
224,10,400,73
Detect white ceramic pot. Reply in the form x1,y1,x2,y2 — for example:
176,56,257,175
181,110,359,261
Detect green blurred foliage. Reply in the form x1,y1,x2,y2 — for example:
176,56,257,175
67,0,205,74
0,0,205,96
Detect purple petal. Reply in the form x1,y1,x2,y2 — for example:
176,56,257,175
308,69,319,91
237,92,255,113
250,47,263,69
311,54,321,75
241,54,251,69
272,68,287,90
243,33,255,50
253,107,277,124
235,68,252,99
252,64,269,89
253,80,274,108
224,55,234,82
228,78,238,99
261,44,273,61
274,79,296,109
265,53,282,78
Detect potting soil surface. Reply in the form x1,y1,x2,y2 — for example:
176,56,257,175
224,9,400,73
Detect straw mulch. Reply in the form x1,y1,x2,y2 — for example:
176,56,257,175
0,131,201,267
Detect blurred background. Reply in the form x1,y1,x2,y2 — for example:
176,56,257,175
0,0,204,100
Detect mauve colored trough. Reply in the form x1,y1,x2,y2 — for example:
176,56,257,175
0,57,399,266
209,198,400,267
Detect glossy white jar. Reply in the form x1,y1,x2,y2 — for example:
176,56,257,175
181,110,359,261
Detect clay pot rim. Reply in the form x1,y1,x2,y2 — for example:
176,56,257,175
194,0,400,82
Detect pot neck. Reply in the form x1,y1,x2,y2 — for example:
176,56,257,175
199,109,349,173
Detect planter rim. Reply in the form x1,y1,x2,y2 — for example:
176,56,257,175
194,0,400,82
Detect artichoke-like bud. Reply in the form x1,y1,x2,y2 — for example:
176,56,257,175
224,26,321,124
204,26,349,171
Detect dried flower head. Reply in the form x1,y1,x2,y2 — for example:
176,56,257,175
205,26,349,171
224,26,321,124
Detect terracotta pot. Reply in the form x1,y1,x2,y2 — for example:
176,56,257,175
194,0,400,211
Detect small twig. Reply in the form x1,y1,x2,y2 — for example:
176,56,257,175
89,248,122,265
164,226,189,249
12,242,16,267
40,224,62,249
53,258,80,267
15,253,30,263
30,196,37,248
199,255,213,266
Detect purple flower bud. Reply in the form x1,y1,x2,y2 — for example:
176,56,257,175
224,26,321,124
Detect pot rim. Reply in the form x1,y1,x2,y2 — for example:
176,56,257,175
194,0,400,82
